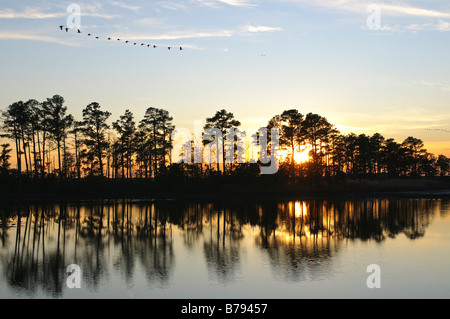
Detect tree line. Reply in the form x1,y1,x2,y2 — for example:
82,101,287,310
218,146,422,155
1,95,449,182
268,109,450,181
0,95,175,180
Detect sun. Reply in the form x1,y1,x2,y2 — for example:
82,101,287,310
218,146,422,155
278,145,312,164
295,146,311,163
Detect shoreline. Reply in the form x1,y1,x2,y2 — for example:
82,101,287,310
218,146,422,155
1,178,450,203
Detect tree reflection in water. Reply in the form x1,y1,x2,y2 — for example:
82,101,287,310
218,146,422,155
0,198,444,297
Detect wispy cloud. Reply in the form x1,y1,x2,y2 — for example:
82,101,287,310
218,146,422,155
286,0,450,18
437,20,450,31
218,0,257,7
0,5,118,20
135,18,165,27
0,7,65,19
241,25,283,32
117,29,235,40
285,0,450,33
331,109,450,136
156,1,187,11
108,1,141,12
405,20,450,32
0,31,80,47
117,23,281,42
414,81,450,92
381,3,450,19
178,44,206,50
195,0,257,8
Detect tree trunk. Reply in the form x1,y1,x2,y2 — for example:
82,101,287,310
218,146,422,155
153,125,158,177
41,131,46,177
57,139,62,180
222,136,226,175
36,130,42,177
14,124,21,176
27,136,32,175
21,128,29,174
128,141,132,179
63,134,67,179
94,123,104,177
32,128,38,178
121,145,125,180
74,133,81,179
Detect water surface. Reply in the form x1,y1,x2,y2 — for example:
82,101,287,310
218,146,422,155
1,198,449,299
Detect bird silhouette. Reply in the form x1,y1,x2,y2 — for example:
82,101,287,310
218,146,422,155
59,26,187,52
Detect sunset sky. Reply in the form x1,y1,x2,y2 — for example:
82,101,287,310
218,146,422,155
1,0,449,156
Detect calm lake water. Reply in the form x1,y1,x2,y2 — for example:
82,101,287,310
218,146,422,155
1,197,449,299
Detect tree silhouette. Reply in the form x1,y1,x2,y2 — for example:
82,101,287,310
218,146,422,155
329,133,346,177
268,110,304,178
1,99,449,191
42,95,73,179
369,133,385,175
1,101,28,176
139,107,175,177
113,110,136,179
301,113,336,177
204,109,241,174
0,144,11,174
437,155,450,177
70,121,84,179
155,109,175,172
81,102,111,177
133,129,150,179
402,137,426,176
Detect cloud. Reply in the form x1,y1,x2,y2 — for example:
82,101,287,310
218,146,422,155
331,109,450,136
118,24,281,42
285,0,450,19
195,0,257,8
157,1,187,11
178,44,206,50
117,29,235,40
437,20,450,31
0,7,65,19
218,0,257,7
108,1,141,12
241,25,283,32
408,20,450,32
381,4,450,19
0,5,118,20
414,81,450,92
361,24,403,33
0,31,80,47
283,0,450,33
135,18,165,27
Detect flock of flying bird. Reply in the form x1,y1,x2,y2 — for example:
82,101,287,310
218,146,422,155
59,25,183,51
425,128,450,133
